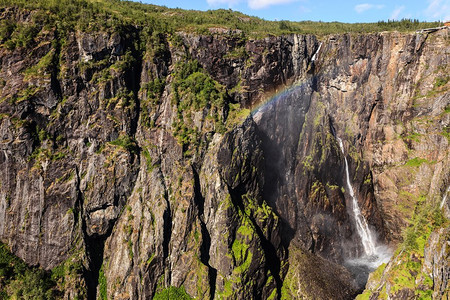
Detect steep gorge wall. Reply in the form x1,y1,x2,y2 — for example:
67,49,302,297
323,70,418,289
0,7,449,299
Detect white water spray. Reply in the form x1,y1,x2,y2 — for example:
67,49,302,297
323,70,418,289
336,137,377,256
440,186,450,209
311,42,322,62
336,137,391,280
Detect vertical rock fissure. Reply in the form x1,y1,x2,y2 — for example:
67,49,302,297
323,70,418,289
75,167,101,300
72,166,82,233
83,235,107,300
76,167,134,299
126,26,143,137
50,26,63,100
160,171,172,282
227,185,283,299
192,167,217,299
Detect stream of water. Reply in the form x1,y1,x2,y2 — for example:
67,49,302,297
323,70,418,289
440,185,450,209
336,137,391,281
336,137,376,256
311,42,322,62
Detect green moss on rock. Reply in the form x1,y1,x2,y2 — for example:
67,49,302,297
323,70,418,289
153,286,193,300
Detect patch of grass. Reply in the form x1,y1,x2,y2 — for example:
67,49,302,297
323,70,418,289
153,286,193,300
404,157,428,167
403,227,418,250
444,106,450,114
232,237,253,273
16,85,41,103
434,76,449,88
98,264,107,300
227,102,250,128
142,148,155,172
23,49,55,79
355,291,371,300
109,135,139,154
403,132,422,142
223,45,248,59
441,126,450,142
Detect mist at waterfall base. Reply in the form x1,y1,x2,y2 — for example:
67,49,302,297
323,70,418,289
250,79,392,289
336,136,392,287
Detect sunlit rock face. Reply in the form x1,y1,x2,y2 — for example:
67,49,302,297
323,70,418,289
0,6,448,299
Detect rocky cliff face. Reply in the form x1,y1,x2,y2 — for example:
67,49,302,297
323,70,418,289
0,6,449,299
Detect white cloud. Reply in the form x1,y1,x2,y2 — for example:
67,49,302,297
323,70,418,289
425,0,450,21
354,3,385,14
390,5,405,20
248,0,298,9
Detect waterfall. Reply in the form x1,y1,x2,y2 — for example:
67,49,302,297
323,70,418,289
311,42,322,62
336,137,377,257
440,186,450,209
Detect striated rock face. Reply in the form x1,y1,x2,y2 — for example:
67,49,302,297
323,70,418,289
181,32,318,107
0,6,449,299
423,227,449,299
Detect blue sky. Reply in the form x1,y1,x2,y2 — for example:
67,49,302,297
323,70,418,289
139,0,450,23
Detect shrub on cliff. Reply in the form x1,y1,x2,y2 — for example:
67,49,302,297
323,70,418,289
0,243,58,299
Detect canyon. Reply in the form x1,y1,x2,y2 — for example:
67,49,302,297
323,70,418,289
0,4,449,299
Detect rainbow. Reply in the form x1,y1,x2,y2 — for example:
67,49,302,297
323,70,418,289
249,79,311,117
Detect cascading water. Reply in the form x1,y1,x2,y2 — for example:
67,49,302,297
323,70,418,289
440,185,450,209
311,42,322,62
336,137,376,257
336,136,391,288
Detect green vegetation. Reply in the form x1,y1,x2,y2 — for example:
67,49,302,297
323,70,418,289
403,132,422,142
173,63,225,109
224,45,248,59
49,250,86,298
359,196,448,298
404,157,428,167
142,148,156,172
441,126,450,142
232,225,254,273
2,22,40,50
140,77,166,128
29,147,67,169
23,49,55,79
109,135,139,154
153,286,193,300
370,263,387,283
384,209,440,295
434,76,449,88
98,264,107,300
15,85,42,104
302,155,314,171
0,242,57,299
171,60,227,154
444,105,450,114
145,78,165,105
227,103,251,128
0,0,442,44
